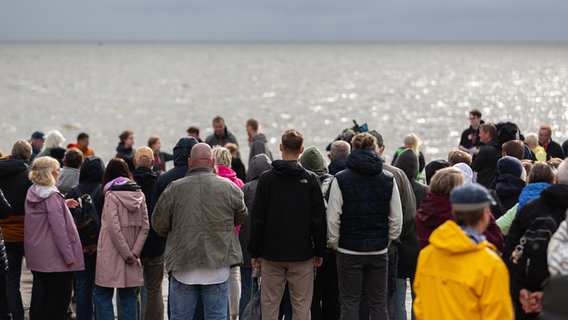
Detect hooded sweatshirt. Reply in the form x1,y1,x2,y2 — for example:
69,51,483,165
299,146,329,177
0,157,32,242
249,133,273,162
24,185,84,272
414,220,513,320
96,179,149,288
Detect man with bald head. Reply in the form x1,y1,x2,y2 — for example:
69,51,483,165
152,143,248,320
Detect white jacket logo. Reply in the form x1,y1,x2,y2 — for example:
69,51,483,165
300,179,308,183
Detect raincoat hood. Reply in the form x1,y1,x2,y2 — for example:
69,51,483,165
172,137,198,167
347,149,382,175
78,156,105,184
429,220,496,254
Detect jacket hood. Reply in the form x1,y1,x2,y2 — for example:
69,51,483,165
0,158,28,178
519,182,550,207
272,160,306,177
115,143,132,154
429,220,494,254
299,146,328,177
109,188,145,213
495,174,526,197
347,149,382,175
26,185,59,208
247,153,272,181
416,193,453,229
453,163,474,184
541,184,568,209
217,165,243,187
79,156,105,183
328,157,348,175
132,167,158,189
393,148,418,181
252,133,268,144
173,137,198,167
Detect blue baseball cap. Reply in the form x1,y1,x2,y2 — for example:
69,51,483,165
31,131,45,140
450,183,496,211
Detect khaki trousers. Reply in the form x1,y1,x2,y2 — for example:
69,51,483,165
260,259,313,320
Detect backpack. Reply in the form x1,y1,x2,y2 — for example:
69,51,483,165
70,186,101,247
510,215,558,287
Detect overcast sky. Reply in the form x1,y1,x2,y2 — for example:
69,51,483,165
1,0,567,42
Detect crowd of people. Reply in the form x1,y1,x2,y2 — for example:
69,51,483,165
0,111,568,320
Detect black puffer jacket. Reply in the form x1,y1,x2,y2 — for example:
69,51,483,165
132,167,160,258
115,143,135,172
490,173,526,219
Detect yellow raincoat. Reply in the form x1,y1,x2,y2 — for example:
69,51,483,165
413,220,513,320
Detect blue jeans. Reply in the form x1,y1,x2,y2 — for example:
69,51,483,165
390,278,416,320
337,252,388,320
168,275,228,320
5,242,24,320
75,253,96,320
93,285,137,320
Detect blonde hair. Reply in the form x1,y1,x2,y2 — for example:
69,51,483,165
403,133,420,153
524,133,538,148
212,146,232,167
428,167,464,195
29,157,60,186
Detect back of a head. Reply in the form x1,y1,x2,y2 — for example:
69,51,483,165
527,162,555,184
45,130,65,149
103,158,131,186
64,148,84,169
425,159,450,185
524,133,538,147
497,156,523,178
190,143,213,163
247,153,272,181
134,146,154,169
173,136,198,167
351,132,377,151
29,156,59,186
394,148,419,182
212,146,232,167
330,140,351,159
502,140,525,160
429,167,464,195
11,139,32,161
367,130,384,148
450,183,494,227
447,150,472,167
556,160,568,185
281,129,303,154
224,143,239,155
403,133,419,152
299,146,328,176
79,156,105,183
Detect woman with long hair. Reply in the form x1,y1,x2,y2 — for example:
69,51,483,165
93,158,149,320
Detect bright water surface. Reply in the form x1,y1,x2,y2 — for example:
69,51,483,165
1,43,568,164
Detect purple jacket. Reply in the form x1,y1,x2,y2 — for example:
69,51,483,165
24,185,84,272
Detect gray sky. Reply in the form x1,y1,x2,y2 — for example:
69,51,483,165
1,0,567,42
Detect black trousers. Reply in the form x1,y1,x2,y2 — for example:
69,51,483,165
30,271,74,320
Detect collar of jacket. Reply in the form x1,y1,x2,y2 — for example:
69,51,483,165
186,167,214,176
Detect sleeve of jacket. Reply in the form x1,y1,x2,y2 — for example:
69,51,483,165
104,193,133,260
230,185,248,226
47,194,77,265
326,178,342,250
163,152,174,162
0,188,11,219
388,182,403,241
310,173,327,258
480,258,514,320
151,184,173,237
548,221,568,276
483,213,504,252
248,174,267,258
132,199,150,257
496,204,517,236
395,171,417,238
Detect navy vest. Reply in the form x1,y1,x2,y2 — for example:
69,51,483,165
335,166,394,252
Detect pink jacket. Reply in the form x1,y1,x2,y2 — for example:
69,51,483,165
95,186,149,288
218,165,244,234
24,185,84,272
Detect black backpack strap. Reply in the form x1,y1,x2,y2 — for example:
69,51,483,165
490,189,506,217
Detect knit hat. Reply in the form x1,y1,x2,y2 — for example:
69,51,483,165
498,156,523,177
425,159,449,185
450,183,496,211
299,146,328,177
367,130,384,147
453,163,474,184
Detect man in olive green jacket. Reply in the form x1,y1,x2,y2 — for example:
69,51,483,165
152,143,248,319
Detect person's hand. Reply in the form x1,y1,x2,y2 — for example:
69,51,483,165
252,258,261,269
529,291,543,313
313,256,323,267
83,244,97,255
65,199,79,209
519,289,533,313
